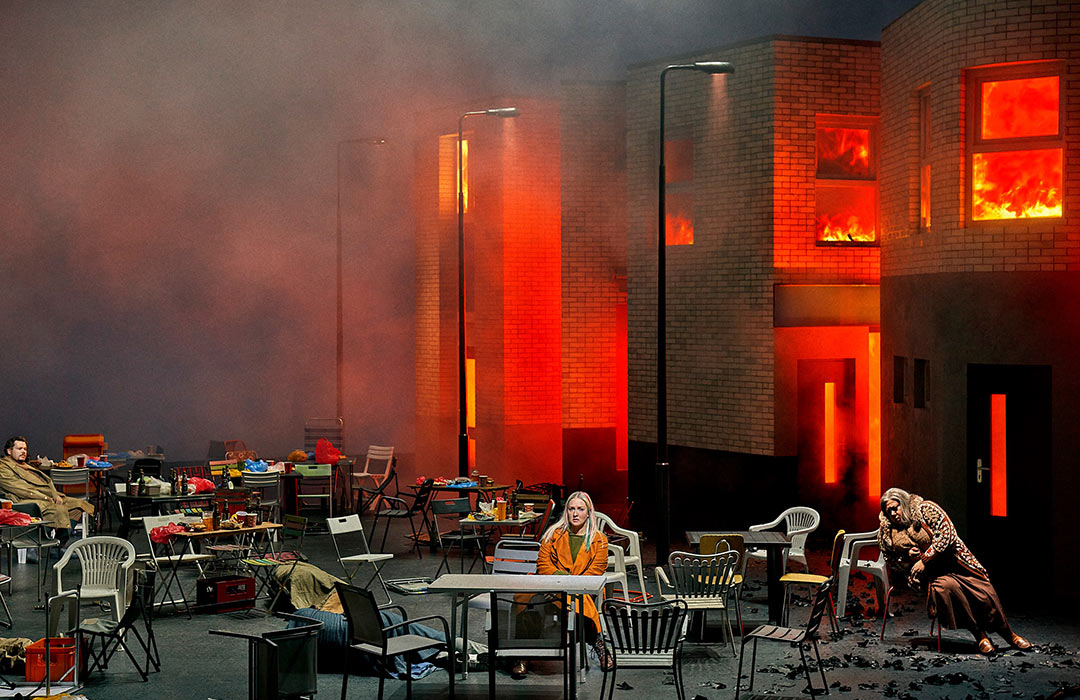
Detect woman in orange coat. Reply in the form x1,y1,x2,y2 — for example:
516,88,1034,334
511,490,612,679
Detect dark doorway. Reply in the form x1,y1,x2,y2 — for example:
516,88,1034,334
966,364,1052,595
797,358,857,532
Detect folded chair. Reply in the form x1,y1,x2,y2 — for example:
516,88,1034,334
601,598,690,700
336,581,454,700
372,477,434,558
326,514,394,604
735,579,834,699
431,497,486,576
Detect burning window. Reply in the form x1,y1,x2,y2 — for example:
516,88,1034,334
815,118,878,245
919,88,932,230
969,66,1062,221
665,138,693,245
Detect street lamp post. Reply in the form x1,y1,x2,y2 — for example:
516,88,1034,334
457,107,520,478
656,62,733,565
336,137,387,442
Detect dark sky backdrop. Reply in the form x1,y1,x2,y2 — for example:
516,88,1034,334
0,0,921,461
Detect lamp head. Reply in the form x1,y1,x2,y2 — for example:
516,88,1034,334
486,107,520,118
692,61,734,74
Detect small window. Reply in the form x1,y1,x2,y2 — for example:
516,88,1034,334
918,87,932,231
913,358,929,408
893,356,906,404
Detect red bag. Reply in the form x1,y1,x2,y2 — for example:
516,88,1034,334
0,510,33,526
188,476,215,493
149,523,186,544
315,438,341,466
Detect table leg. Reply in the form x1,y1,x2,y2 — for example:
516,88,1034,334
766,546,783,624
570,593,578,700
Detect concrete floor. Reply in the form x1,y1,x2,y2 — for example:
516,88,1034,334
1,508,1077,700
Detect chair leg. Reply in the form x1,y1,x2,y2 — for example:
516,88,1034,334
798,643,814,696
340,647,350,700
812,639,828,694
879,585,894,640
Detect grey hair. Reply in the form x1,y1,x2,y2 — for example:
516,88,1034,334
880,487,917,524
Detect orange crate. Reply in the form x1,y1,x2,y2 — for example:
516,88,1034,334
25,637,86,682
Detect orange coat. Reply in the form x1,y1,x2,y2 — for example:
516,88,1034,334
536,528,609,633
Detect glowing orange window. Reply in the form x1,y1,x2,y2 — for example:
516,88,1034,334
970,66,1062,221
815,118,878,245
665,138,694,245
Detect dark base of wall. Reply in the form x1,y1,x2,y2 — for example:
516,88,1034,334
563,427,627,516
628,441,797,549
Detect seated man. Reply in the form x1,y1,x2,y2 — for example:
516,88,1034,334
0,436,94,542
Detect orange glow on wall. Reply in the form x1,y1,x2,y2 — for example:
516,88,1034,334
920,165,931,229
981,76,1058,140
990,393,1007,517
868,331,881,499
466,357,476,429
972,148,1062,220
815,184,876,242
817,127,871,178
468,437,476,470
665,192,693,245
824,382,836,483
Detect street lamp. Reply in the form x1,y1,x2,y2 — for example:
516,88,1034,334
458,107,520,477
336,137,387,441
656,61,733,565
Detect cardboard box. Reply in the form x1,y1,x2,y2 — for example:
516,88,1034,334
196,575,255,613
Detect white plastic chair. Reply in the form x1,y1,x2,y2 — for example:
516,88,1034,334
747,506,820,573
49,467,92,538
835,530,889,617
595,511,646,601
51,536,136,635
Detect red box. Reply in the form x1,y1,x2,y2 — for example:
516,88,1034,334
196,575,255,613
25,637,86,682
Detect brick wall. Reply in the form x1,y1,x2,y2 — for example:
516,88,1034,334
881,0,1080,276
560,81,628,432
627,36,881,456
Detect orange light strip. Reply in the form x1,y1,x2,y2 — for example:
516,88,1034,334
990,393,1007,517
868,332,881,499
459,139,469,214
920,164,931,229
466,357,476,429
824,382,836,484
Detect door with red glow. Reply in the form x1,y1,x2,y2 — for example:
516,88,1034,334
797,359,856,528
966,365,1051,591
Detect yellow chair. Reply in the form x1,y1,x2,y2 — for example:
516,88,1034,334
778,529,845,631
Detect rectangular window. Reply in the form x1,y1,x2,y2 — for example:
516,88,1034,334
815,116,879,245
919,87,932,230
969,64,1063,221
893,356,906,404
665,137,694,245
913,358,928,408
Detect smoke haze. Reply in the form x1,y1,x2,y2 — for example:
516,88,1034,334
0,0,919,459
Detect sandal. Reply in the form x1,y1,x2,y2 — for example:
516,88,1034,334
1010,634,1032,650
977,637,995,655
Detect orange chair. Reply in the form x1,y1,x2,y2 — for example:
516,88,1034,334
62,434,106,460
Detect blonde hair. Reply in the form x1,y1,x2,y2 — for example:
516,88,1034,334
542,491,599,549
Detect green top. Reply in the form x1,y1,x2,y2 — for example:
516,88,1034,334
568,533,585,563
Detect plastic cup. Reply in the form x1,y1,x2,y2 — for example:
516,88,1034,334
244,512,258,527
76,456,86,467
495,501,507,520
